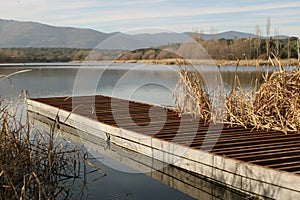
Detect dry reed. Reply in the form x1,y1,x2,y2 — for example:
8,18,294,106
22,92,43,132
174,57,300,134
0,92,106,199
174,64,211,122
252,68,300,133
225,56,300,134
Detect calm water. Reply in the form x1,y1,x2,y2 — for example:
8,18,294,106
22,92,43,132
0,63,262,199
0,62,266,105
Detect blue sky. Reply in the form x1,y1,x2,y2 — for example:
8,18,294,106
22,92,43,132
1,0,300,36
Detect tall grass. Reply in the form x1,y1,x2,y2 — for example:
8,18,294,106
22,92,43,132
175,65,211,121
0,92,106,199
174,57,300,134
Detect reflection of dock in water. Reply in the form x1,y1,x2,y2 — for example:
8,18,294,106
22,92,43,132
30,112,250,200
27,95,300,199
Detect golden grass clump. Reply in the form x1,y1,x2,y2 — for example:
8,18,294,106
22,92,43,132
252,69,300,133
175,60,300,134
225,65,300,134
225,77,256,129
174,65,211,122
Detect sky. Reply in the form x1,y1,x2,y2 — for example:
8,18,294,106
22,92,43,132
1,0,300,36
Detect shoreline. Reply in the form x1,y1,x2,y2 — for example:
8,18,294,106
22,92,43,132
0,58,298,67
113,58,300,67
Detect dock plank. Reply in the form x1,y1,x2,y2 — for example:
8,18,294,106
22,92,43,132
30,95,300,175
28,95,300,199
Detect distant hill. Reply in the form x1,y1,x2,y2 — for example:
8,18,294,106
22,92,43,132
0,19,113,48
214,31,257,39
185,31,252,40
185,31,289,40
97,32,190,50
0,18,289,49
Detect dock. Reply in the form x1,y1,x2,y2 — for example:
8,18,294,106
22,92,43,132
27,95,300,199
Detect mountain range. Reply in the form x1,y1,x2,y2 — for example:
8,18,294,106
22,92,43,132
0,18,288,50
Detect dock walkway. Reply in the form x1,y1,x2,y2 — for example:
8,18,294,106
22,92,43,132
27,95,300,199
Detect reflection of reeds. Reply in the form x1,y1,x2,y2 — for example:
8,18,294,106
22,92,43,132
0,92,106,199
175,58,300,134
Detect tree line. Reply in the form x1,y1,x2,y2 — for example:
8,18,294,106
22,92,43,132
0,48,122,63
117,36,300,61
195,36,299,60
0,37,299,63
193,18,300,60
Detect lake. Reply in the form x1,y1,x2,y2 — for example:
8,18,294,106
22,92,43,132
0,62,264,199
0,62,266,104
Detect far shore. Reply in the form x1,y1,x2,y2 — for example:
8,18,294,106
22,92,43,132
0,58,298,67
113,58,300,67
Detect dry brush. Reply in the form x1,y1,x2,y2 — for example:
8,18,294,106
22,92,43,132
174,59,300,134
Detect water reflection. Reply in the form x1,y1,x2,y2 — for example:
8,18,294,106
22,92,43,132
30,112,252,200
0,63,273,106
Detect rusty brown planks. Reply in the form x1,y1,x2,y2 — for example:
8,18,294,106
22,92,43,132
31,95,300,175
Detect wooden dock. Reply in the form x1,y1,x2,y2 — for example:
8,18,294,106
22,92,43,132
27,95,300,199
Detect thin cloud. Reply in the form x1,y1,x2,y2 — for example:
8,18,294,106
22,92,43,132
43,1,300,27
0,0,299,35
76,1,300,23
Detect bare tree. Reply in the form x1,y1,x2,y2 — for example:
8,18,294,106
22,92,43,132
233,32,239,57
191,28,199,42
297,38,300,63
199,28,204,42
191,28,204,43
274,27,280,56
287,37,291,59
266,17,271,58
210,26,217,41
255,25,261,58
249,38,252,59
